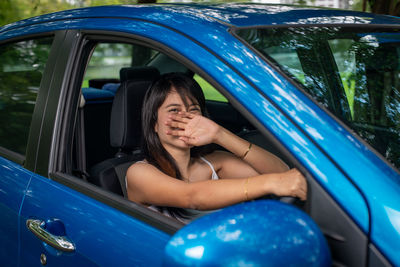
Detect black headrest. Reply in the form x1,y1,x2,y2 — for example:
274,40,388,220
110,67,160,150
89,78,120,89
120,66,160,82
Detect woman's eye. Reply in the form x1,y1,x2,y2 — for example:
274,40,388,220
189,107,201,113
169,108,179,113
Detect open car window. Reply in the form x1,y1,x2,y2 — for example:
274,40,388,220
77,42,238,174
237,27,400,170
73,40,285,201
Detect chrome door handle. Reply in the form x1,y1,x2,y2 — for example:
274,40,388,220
26,219,75,252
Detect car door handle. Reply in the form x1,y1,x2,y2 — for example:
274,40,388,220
26,219,75,252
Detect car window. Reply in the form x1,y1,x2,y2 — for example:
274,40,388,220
0,37,53,156
261,46,306,84
194,74,228,102
328,39,357,119
237,27,400,170
82,43,158,88
74,40,252,190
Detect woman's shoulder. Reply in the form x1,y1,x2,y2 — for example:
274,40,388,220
127,160,158,178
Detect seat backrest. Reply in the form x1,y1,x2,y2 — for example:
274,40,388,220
82,88,116,168
110,66,160,154
88,66,160,196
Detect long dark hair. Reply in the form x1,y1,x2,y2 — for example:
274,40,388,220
141,72,213,219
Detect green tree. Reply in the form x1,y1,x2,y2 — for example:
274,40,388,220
17,0,73,20
82,0,139,7
361,0,400,16
0,0,151,27
0,0,20,26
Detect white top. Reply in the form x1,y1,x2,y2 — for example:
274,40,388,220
200,156,219,180
127,157,219,223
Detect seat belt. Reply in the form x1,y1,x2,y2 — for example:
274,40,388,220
114,161,134,198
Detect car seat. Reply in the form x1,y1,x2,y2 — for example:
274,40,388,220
88,66,160,197
81,87,116,168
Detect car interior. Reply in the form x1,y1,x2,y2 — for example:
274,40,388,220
69,40,377,266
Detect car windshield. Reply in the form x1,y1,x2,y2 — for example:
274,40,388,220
236,26,400,170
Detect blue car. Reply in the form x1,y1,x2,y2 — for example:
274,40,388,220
1,3,400,266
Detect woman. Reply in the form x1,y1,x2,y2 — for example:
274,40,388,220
126,72,307,223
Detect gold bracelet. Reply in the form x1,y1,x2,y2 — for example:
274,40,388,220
241,143,253,159
244,177,249,201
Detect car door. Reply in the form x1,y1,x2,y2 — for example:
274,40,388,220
19,172,173,266
13,30,182,266
0,158,32,266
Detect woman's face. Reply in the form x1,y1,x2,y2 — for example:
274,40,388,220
155,88,201,149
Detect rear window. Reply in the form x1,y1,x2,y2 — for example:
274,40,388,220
236,27,400,170
0,37,53,156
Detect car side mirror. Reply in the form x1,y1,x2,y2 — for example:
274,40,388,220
163,200,331,266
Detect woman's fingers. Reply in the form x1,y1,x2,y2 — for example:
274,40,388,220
297,186,307,201
166,113,196,130
169,112,193,122
166,129,186,136
169,115,189,123
166,112,218,146
165,120,186,129
291,169,307,200
272,168,308,201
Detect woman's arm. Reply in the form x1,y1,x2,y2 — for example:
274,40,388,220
215,127,289,174
166,112,288,174
126,163,306,211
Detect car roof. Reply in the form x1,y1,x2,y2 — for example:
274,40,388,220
2,3,400,35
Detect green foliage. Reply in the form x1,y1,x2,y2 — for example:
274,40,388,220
0,0,21,26
194,75,227,102
352,0,369,11
0,0,138,27
83,0,136,7
0,0,73,26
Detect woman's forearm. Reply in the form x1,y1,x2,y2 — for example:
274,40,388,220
187,168,305,210
187,174,274,210
214,127,289,174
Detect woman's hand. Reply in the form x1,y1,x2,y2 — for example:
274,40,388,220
165,111,220,146
268,168,307,201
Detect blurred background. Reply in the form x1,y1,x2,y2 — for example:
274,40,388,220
1,0,400,27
